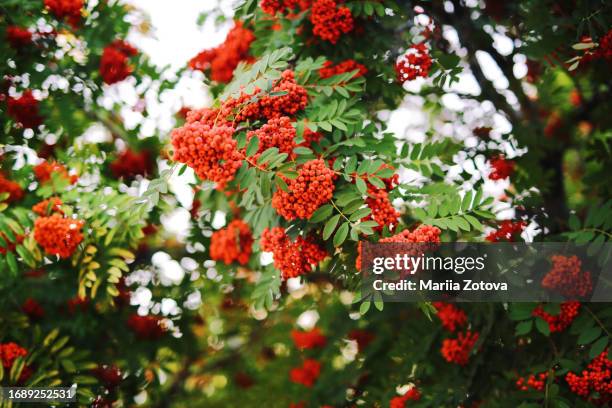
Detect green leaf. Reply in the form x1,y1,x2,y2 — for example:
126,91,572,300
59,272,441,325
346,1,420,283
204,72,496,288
515,320,533,336
246,136,259,157
359,301,371,315
293,146,313,156
589,336,609,359
535,317,550,336
355,178,367,195
464,214,483,231
578,326,602,345
323,214,340,240
333,222,349,247
309,204,333,223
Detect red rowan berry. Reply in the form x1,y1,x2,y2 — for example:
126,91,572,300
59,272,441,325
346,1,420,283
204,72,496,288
258,70,308,119
210,219,254,265
92,365,123,388
541,255,592,298
485,220,526,242
319,59,367,79
32,197,63,216
0,173,24,203
260,227,327,279
272,159,335,220
441,330,479,365
110,148,153,180
100,40,137,85
34,160,78,184
488,155,515,180
6,26,32,48
246,116,296,161
364,187,400,231
44,0,83,26
390,387,421,408
7,90,43,129
189,22,255,83
532,301,580,333
433,302,467,332
171,114,244,188
33,214,84,259
127,314,166,340
22,298,45,320
566,349,611,404
396,44,432,83
291,327,327,350
289,359,321,387
310,0,354,44
0,342,27,369
516,371,548,392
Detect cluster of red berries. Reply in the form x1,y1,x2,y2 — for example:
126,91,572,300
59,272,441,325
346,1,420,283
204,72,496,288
259,70,309,119
261,0,299,15
6,26,32,48
0,172,24,202
289,359,321,387
171,111,244,188
565,350,611,404
300,127,323,147
246,116,296,160
272,159,335,220
33,214,84,258
44,0,83,26
364,187,400,231
581,29,612,64
110,148,153,180
433,302,467,332
32,197,63,216
260,227,327,279
127,314,166,340
319,59,368,79
209,219,254,265
395,44,433,83
34,160,77,184
189,22,255,83
390,387,421,408
516,371,548,392
532,301,580,333
0,342,28,369
310,0,354,44
485,220,526,242
7,90,43,129
488,155,515,180
541,255,593,298
99,40,138,85
92,365,123,389
22,298,45,320
441,330,479,366
291,327,327,350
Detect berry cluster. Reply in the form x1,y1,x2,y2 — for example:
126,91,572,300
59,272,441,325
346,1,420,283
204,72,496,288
291,328,327,350
33,214,84,258
485,220,526,242
488,155,515,180
189,22,255,83
0,172,24,202
272,159,335,220
258,69,308,119
433,302,467,332
99,40,137,85
441,330,479,366
395,44,432,83
566,350,611,404
260,227,327,279
110,148,153,180
0,342,27,369
364,187,400,231
44,0,83,26
289,359,321,387
92,365,123,389
319,59,368,79
390,387,421,408
171,112,244,188
516,372,548,392
32,197,63,216
532,301,580,333
209,219,254,265
22,298,45,319
7,90,43,129
127,314,166,340
260,0,302,15
0,233,23,255
541,255,593,298
34,160,77,184
6,26,32,48
310,0,354,44
581,29,612,64
246,116,296,161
